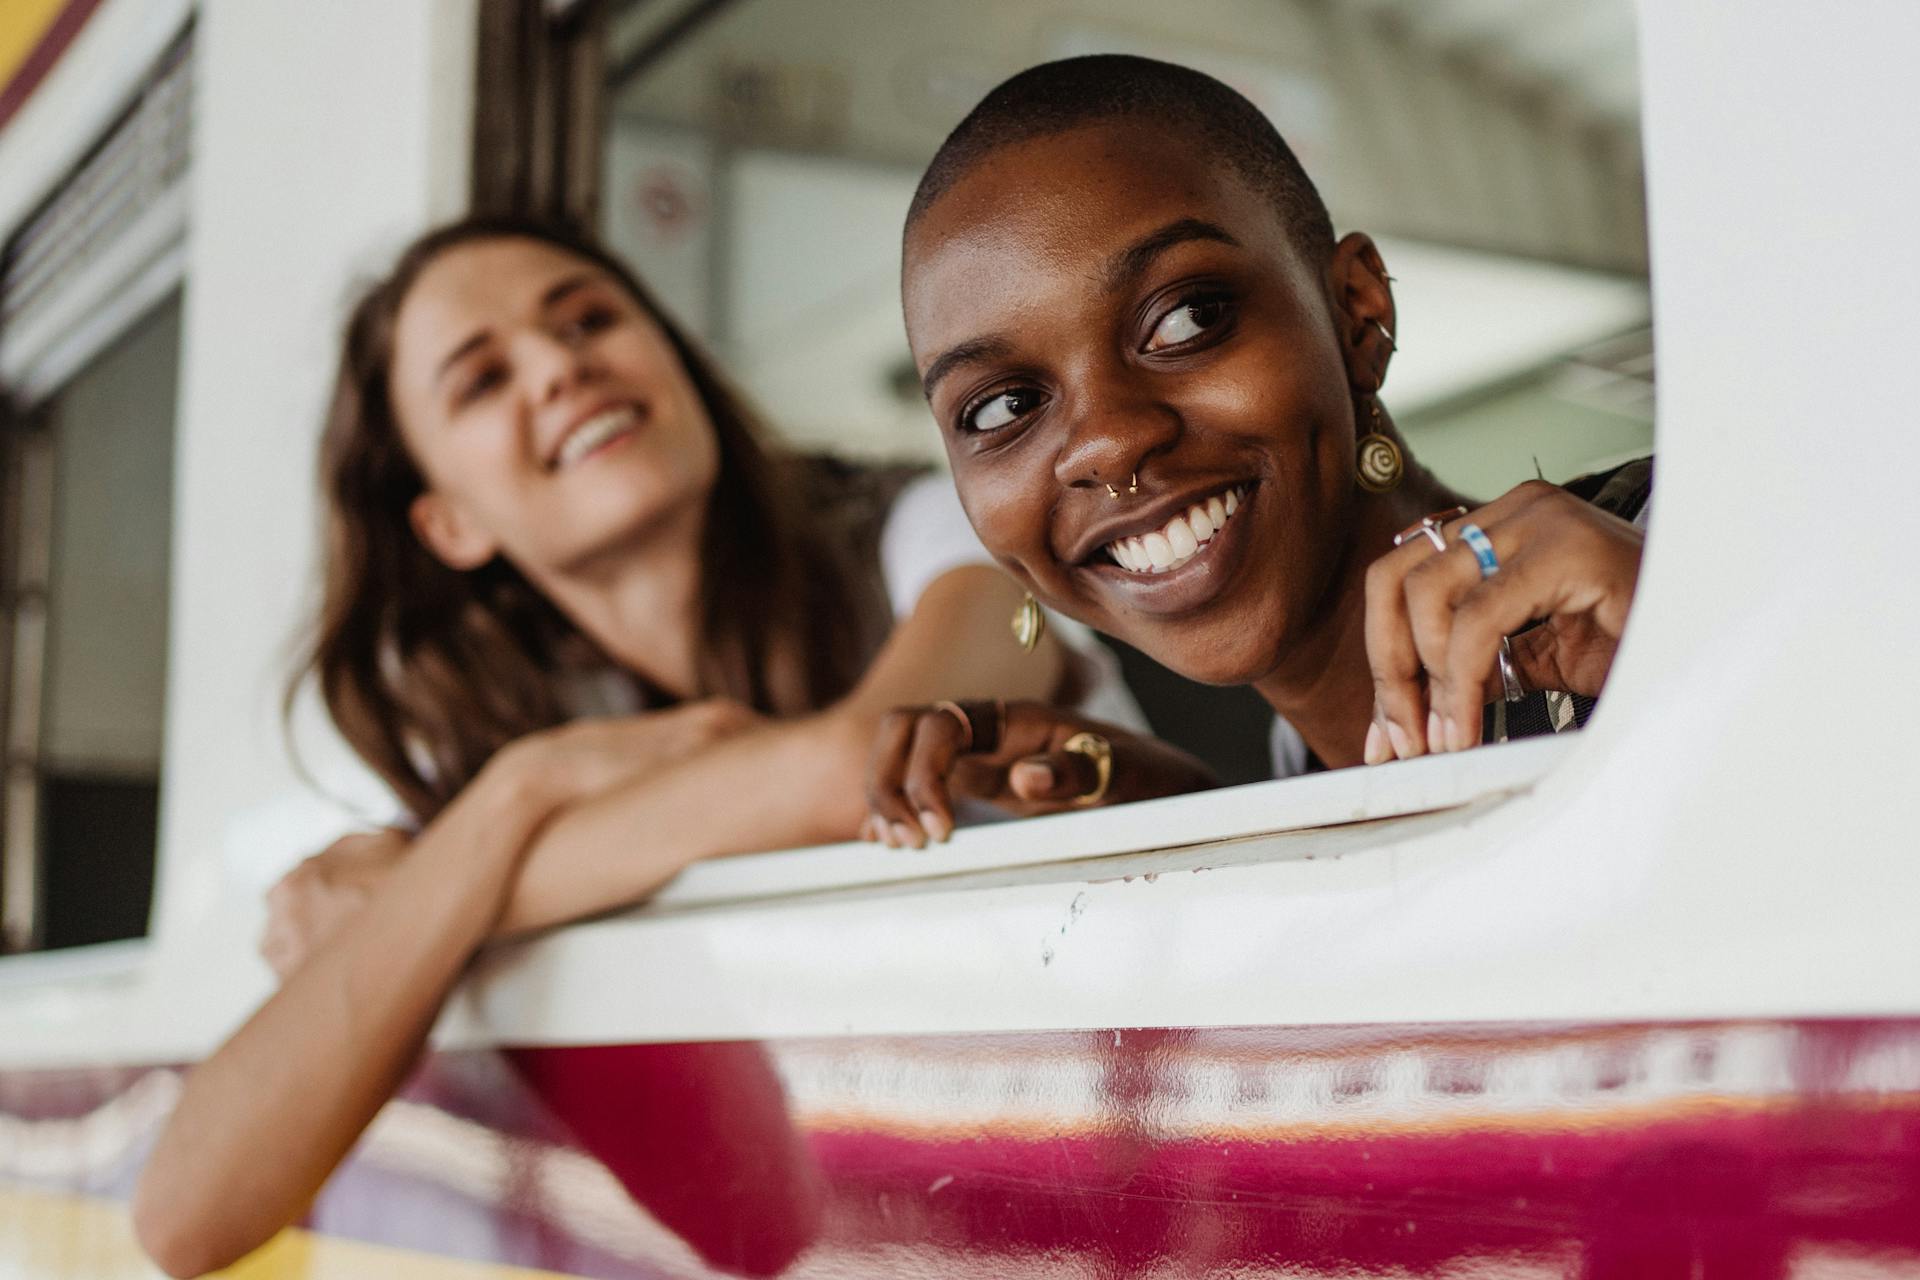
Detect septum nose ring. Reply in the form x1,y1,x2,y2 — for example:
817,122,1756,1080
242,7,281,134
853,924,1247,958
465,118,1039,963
1105,473,1140,499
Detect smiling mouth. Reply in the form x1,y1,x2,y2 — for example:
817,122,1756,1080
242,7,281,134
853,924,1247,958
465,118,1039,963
1101,484,1251,575
550,403,644,471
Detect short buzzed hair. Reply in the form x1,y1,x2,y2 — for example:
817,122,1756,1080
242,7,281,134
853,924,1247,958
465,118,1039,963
908,54,1336,264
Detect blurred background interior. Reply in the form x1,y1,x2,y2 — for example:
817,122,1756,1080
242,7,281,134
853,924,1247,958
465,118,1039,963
0,0,1648,953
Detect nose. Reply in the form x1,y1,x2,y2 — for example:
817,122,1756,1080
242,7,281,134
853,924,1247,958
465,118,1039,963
1051,365,1182,494
519,328,601,405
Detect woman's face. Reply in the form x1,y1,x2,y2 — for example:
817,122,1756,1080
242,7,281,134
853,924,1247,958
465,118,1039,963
903,122,1371,686
388,237,721,578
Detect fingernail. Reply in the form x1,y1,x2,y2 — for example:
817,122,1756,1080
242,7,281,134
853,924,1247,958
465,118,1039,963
1363,721,1387,765
1426,710,1444,754
890,822,923,851
1445,717,1466,753
1386,721,1412,760
1013,760,1055,791
918,810,950,843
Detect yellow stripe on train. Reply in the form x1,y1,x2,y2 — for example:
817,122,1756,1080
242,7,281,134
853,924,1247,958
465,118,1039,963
0,1188,582,1280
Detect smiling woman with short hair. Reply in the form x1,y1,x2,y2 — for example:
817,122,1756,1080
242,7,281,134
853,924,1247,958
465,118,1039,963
864,55,1649,843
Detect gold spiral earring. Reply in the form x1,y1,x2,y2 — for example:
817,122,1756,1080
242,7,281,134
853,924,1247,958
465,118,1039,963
1354,395,1404,493
1011,592,1046,652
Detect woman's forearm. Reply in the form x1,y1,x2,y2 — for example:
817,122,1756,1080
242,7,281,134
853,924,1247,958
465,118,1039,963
491,566,1070,938
133,754,558,1278
490,710,871,936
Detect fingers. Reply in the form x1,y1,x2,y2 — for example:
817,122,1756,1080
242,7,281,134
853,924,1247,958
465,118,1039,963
1365,488,1533,760
898,708,970,844
1401,534,1487,752
864,705,979,849
861,701,1105,846
1363,479,1643,760
1439,558,1556,744
1007,749,1102,806
258,924,297,981
1364,539,1437,760
999,701,1079,759
863,709,924,848
260,876,313,981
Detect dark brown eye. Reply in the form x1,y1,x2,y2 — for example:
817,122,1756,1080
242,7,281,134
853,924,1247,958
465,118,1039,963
458,364,506,404
1146,296,1228,352
963,388,1042,433
562,306,618,342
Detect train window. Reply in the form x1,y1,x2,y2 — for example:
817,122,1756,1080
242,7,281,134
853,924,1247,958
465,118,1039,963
0,33,190,956
595,0,1650,481
587,0,1651,788
0,295,179,954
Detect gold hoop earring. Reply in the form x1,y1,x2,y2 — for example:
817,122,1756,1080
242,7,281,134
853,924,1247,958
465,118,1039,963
1355,395,1404,493
1011,593,1046,652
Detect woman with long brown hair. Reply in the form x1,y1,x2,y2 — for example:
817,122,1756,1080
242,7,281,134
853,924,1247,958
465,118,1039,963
132,213,1136,1276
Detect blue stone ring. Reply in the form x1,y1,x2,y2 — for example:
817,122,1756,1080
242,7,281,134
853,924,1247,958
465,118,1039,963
1458,522,1500,579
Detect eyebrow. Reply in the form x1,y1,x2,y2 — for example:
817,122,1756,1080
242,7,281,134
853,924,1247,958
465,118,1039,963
918,219,1242,401
1102,218,1242,294
434,272,602,382
920,336,1014,401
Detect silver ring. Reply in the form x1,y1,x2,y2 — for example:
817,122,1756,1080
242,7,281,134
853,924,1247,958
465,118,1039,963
1392,506,1469,555
1497,637,1525,703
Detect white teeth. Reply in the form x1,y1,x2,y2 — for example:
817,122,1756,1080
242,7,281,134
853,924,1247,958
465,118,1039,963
1166,516,1198,559
554,406,639,469
1103,484,1250,575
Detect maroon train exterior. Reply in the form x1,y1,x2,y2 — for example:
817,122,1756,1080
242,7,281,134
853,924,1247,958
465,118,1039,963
7,1016,1920,1277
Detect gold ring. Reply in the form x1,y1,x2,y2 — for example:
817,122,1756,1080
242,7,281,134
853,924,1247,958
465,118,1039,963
1061,732,1113,806
930,700,973,752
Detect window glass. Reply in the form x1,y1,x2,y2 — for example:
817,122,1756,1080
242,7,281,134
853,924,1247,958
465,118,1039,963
594,0,1648,783
599,0,1650,482
0,294,178,952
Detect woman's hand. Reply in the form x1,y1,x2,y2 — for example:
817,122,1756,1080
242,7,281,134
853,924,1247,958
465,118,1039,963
260,829,409,979
862,700,1217,848
1363,479,1644,760
259,701,760,978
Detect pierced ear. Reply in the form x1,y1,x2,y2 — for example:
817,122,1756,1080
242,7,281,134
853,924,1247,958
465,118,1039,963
1329,232,1397,394
408,491,498,571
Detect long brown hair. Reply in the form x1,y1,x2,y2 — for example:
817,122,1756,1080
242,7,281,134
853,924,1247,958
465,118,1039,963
297,215,872,820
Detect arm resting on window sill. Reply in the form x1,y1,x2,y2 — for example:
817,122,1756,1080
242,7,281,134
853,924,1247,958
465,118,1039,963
490,566,1070,937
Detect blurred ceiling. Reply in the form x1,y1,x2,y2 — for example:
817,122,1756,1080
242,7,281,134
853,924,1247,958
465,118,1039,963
604,0,1649,274
1346,0,1640,125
